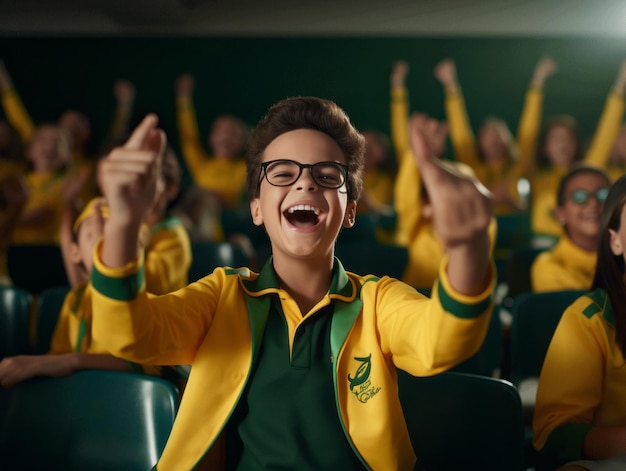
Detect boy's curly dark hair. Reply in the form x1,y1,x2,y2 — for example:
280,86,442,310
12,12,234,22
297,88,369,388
246,97,365,202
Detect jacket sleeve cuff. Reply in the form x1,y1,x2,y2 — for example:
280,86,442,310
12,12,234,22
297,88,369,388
435,255,495,319
90,239,145,301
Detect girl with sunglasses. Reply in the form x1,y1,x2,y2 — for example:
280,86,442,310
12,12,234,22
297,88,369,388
531,165,611,293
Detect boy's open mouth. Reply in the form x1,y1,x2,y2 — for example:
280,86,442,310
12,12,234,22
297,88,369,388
284,204,320,228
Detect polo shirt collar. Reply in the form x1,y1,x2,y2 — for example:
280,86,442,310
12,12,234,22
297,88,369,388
241,256,356,301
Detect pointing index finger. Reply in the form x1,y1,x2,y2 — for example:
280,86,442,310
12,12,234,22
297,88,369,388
124,113,158,150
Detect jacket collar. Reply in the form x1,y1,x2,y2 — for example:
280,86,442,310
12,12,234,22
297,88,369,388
241,256,363,363
241,256,357,301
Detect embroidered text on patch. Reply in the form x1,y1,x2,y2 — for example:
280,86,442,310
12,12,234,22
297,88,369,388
348,354,381,403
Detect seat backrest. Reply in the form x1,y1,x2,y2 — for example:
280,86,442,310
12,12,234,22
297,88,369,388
34,285,71,354
510,289,585,386
0,370,179,471
335,241,408,280
451,303,503,378
7,244,69,295
495,213,531,254
505,246,547,299
188,241,250,282
397,369,525,471
0,286,32,359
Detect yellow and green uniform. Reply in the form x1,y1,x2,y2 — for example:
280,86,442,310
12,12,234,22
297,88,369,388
145,216,192,295
532,92,625,239
533,290,626,467
176,96,247,209
530,235,596,293
442,85,542,215
91,247,495,471
1,86,97,204
10,169,66,245
49,282,160,375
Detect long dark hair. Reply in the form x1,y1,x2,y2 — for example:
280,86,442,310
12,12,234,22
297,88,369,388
591,175,626,354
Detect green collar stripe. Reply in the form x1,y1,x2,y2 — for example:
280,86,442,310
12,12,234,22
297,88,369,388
244,294,271,362
91,264,144,301
583,289,614,326
225,267,250,276
436,279,492,319
75,319,87,353
329,298,363,363
243,256,355,298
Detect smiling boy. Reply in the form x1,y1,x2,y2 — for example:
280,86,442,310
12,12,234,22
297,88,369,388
91,97,494,470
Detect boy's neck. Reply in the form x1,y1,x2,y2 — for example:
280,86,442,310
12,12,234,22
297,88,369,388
272,254,334,316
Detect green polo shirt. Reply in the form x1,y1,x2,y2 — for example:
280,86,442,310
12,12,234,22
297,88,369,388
225,262,366,470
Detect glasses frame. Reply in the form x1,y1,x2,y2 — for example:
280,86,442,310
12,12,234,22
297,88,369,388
259,159,349,190
569,188,609,205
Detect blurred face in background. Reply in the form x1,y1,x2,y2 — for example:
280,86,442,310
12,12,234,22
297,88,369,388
209,115,246,159
58,110,91,150
543,124,578,168
478,120,510,164
26,125,71,172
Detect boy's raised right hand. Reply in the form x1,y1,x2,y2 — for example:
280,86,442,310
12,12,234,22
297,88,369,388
99,114,165,267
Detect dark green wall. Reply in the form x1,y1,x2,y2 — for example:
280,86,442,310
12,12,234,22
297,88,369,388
1,35,625,167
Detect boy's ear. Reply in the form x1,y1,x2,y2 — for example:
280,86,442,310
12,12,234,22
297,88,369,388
68,241,82,265
250,199,263,226
343,201,357,228
609,229,623,256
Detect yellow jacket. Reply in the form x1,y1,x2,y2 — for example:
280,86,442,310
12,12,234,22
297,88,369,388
145,216,192,295
11,170,65,244
91,248,494,471
531,235,596,293
533,290,626,466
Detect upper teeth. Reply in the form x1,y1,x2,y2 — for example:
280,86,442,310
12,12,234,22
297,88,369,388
287,204,320,215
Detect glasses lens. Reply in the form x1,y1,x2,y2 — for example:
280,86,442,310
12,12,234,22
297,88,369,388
570,190,589,204
597,188,609,203
312,163,346,188
570,188,610,205
265,161,300,186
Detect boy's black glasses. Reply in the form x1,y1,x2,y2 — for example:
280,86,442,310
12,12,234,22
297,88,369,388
259,159,348,189
569,188,609,205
